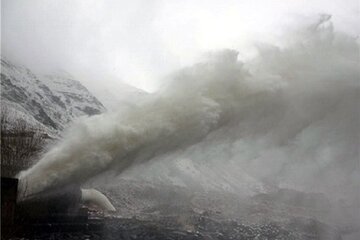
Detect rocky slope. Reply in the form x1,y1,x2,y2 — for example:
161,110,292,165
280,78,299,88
96,179,360,240
1,58,106,136
82,76,148,112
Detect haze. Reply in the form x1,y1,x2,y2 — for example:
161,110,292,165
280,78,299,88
1,0,358,92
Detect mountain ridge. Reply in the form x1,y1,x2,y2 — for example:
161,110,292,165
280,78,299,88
1,57,106,136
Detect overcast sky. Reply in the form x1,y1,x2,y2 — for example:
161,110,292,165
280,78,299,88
2,0,359,91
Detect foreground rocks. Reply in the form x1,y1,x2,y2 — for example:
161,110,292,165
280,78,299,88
7,181,360,240
8,213,345,240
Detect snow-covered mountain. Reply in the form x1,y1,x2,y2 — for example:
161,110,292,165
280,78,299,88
77,75,148,112
1,58,106,136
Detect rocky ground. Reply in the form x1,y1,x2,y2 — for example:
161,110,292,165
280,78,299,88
6,216,342,240
7,179,359,240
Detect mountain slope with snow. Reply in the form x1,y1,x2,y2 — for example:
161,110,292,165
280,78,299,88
1,58,106,135
77,75,148,112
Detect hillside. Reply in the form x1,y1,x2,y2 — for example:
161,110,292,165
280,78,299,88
1,58,106,136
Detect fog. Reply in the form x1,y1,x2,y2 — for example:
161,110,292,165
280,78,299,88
2,1,360,237
2,0,359,91
18,15,359,206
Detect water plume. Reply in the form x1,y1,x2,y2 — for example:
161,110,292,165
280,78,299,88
19,16,359,206
81,189,116,212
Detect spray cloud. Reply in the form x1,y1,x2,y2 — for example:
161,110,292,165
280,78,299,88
19,17,359,205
